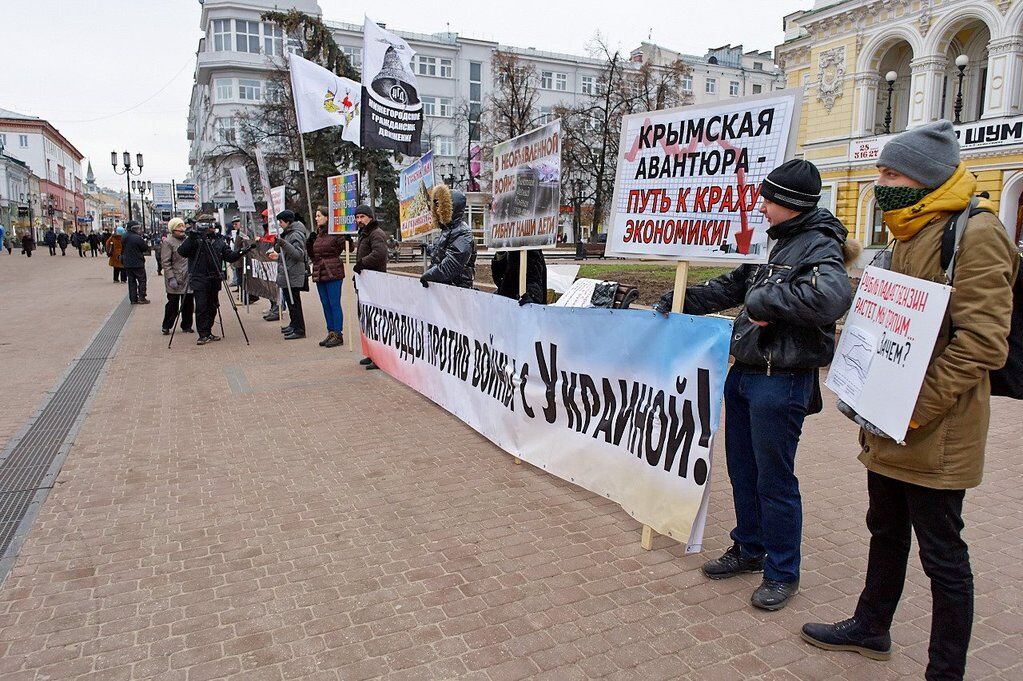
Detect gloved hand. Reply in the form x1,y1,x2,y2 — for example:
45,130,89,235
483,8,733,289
654,290,673,316
836,400,891,440
168,278,179,291
420,276,429,288
518,295,530,306
353,264,363,274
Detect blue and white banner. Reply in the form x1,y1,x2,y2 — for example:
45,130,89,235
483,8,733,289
355,272,732,550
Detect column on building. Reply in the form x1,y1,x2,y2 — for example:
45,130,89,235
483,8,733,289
852,72,880,136
907,55,947,127
982,36,1023,119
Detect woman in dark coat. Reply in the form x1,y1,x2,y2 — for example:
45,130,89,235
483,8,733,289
21,232,35,257
307,206,347,348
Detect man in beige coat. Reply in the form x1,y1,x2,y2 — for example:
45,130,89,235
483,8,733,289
801,121,1019,680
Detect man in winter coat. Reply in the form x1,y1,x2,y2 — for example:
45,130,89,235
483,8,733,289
121,221,150,304
44,228,57,256
87,231,101,257
57,230,70,255
801,121,1019,679
420,184,476,289
269,210,309,340
656,159,857,611
351,204,388,369
492,250,547,305
161,218,194,335
178,215,250,345
21,231,35,257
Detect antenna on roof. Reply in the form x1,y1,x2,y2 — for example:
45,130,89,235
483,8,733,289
648,28,652,41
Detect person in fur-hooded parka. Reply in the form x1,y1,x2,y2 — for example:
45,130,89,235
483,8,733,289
420,183,476,288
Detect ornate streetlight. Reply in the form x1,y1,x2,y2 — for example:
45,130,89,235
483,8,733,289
132,179,152,231
111,151,143,220
883,71,898,134
953,54,969,124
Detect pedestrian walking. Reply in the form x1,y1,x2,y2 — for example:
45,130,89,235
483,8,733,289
44,228,57,256
100,229,111,255
269,210,309,340
801,121,1020,679
351,204,388,370
57,230,70,256
492,250,547,305
87,231,100,257
121,221,150,304
177,216,249,345
160,218,194,335
74,229,87,256
420,184,476,289
0,223,7,255
21,231,35,257
308,206,346,348
656,159,858,611
106,228,127,282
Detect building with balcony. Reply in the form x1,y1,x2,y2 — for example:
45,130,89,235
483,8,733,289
186,0,785,215
0,108,85,235
776,0,1023,256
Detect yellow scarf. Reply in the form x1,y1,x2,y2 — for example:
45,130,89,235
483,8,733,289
882,163,994,242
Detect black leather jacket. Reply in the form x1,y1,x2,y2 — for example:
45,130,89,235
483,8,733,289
177,231,244,291
659,207,853,372
422,191,477,288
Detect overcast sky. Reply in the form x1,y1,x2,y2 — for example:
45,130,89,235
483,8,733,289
0,0,807,191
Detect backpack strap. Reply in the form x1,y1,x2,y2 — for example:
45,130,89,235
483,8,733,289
941,196,995,285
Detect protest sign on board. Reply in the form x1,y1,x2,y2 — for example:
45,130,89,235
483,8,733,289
244,244,280,301
229,166,256,213
254,148,275,234
399,151,436,240
268,185,286,235
826,266,952,441
606,89,802,263
488,120,561,250
327,173,359,235
355,271,731,549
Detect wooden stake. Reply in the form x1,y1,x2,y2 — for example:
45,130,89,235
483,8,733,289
342,239,355,352
514,249,527,466
642,260,690,550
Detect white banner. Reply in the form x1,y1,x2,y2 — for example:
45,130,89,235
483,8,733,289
288,53,361,143
355,272,732,549
826,266,951,441
606,89,802,263
229,166,256,213
488,120,561,250
268,185,286,235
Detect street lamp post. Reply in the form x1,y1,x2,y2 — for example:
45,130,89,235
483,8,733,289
572,178,583,245
132,180,152,232
883,71,898,134
953,54,969,124
111,151,143,220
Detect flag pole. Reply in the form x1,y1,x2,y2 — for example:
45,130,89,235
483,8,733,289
287,52,317,227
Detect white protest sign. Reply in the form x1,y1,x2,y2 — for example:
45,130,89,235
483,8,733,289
826,266,952,441
268,185,286,235
229,166,256,213
488,119,561,250
606,89,802,263
355,271,732,549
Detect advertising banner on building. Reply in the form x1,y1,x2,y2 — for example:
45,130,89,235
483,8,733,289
825,266,951,441
606,89,802,263
488,120,561,250
175,183,198,211
360,17,423,155
398,151,436,241
355,271,732,549
327,172,359,235
850,116,1023,163
151,183,174,211
229,167,256,213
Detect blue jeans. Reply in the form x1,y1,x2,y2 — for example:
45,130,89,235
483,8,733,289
316,279,343,333
724,366,814,583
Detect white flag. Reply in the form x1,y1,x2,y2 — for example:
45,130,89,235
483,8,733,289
288,53,362,143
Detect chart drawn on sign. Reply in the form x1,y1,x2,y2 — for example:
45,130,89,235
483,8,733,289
827,326,877,405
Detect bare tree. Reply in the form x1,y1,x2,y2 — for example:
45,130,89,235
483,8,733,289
486,50,541,142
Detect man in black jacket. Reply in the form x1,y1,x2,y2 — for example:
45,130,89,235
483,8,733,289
420,184,476,289
657,159,857,611
178,216,250,345
121,221,151,304
491,250,547,305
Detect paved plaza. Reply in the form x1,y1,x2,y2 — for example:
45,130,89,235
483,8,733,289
0,257,1019,680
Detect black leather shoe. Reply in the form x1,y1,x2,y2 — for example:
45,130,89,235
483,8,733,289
284,331,305,340
801,618,892,661
280,326,294,334
365,361,379,370
161,328,170,335
751,579,799,611
702,544,765,580
359,357,373,366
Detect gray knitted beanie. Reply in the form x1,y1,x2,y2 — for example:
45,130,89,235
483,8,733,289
877,120,961,188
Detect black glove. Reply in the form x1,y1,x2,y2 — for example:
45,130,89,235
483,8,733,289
836,400,892,440
420,276,429,288
518,295,530,306
654,290,673,316
353,264,363,274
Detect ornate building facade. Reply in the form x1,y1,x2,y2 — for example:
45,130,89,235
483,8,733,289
776,0,1023,257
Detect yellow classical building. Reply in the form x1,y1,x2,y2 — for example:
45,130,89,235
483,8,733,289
776,0,1023,260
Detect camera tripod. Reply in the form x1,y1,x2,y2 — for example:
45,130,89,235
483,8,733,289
167,233,252,349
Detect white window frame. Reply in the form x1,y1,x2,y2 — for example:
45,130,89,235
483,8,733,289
237,78,263,102
342,46,362,69
729,80,740,96
214,78,234,102
234,20,260,54
214,117,237,144
705,77,717,94
581,75,594,95
435,137,453,156
263,23,284,57
681,75,693,92
540,71,553,89
437,98,453,118
752,84,763,94
18,134,29,148
555,73,567,91
439,58,453,78
421,96,437,117
414,55,437,77
211,19,232,52
537,106,553,125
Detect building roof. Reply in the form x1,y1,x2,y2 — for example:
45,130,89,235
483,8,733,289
0,109,85,162
0,108,40,121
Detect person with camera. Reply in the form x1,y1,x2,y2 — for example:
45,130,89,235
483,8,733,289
121,220,151,305
177,215,251,345
161,218,194,335
268,210,309,340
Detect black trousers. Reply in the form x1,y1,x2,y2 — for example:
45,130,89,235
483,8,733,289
286,288,305,333
163,293,194,331
854,471,972,681
194,288,220,336
112,267,127,282
48,245,56,255
126,267,147,302
89,245,97,257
